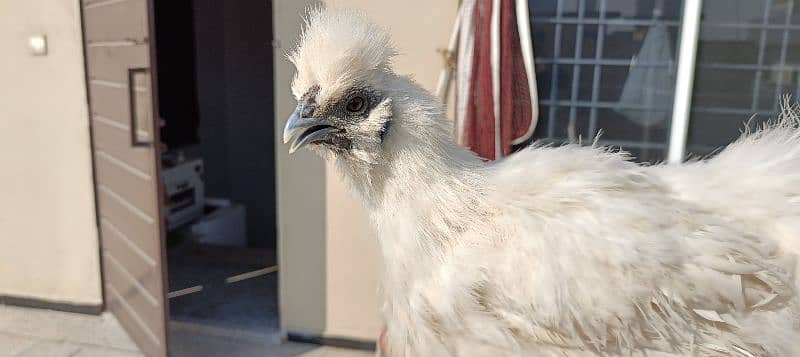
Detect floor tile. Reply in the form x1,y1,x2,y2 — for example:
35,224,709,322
14,341,81,357
0,306,138,352
0,305,374,357
61,313,139,351
71,345,145,357
0,306,78,341
170,323,294,357
0,332,37,357
297,346,375,357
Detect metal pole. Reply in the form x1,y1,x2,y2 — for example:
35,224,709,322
667,0,702,164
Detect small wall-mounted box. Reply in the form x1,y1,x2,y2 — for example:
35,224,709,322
28,35,47,56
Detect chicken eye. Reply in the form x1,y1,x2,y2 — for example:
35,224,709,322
346,96,366,113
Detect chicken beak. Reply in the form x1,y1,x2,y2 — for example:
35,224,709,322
283,107,338,154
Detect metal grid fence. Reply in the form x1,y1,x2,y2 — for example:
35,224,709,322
688,0,798,155
528,0,800,161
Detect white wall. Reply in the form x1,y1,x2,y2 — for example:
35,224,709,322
0,0,101,306
274,0,329,336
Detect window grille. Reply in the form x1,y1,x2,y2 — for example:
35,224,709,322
527,0,800,162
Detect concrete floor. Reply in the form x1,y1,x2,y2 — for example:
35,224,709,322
0,304,373,357
167,251,279,337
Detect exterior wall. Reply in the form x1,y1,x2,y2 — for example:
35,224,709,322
0,0,102,306
274,0,329,336
274,0,457,340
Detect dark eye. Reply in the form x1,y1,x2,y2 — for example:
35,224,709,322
346,96,366,113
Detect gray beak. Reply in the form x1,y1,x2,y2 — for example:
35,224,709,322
283,107,339,154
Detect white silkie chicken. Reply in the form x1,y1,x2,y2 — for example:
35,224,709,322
282,9,800,356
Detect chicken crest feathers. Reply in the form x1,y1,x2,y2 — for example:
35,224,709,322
288,8,398,100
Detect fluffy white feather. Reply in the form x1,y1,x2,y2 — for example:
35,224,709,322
286,9,800,356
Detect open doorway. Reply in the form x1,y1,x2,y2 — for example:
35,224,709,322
152,0,278,351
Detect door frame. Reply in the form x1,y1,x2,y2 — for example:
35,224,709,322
145,0,172,352
78,0,106,314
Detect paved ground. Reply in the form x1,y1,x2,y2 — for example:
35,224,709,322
0,304,373,357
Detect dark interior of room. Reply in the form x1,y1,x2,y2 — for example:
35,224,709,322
152,0,279,351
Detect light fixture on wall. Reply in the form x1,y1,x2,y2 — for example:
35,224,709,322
28,35,47,56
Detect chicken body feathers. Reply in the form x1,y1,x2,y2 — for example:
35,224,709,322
288,9,800,356
376,137,799,356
